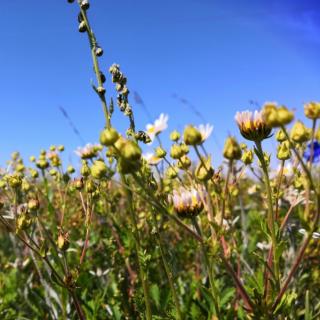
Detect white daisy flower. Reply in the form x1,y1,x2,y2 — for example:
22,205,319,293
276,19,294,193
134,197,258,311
142,152,162,165
75,143,101,159
197,124,213,142
170,186,206,218
146,113,169,143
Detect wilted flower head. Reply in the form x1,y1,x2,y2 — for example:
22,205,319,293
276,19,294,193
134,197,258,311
303,141,320,163
75,143,101,159
235,110,271,141
197,124,213,142
146,113,168,143
170,186,206,218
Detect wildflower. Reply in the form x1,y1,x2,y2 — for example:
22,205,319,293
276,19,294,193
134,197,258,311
235,110,272,141
145,113,168,143
170,144,183,159
283,186,306,206
75,143,100,159
256,241,271,251
304,102,320,119
183,125,202,146
298,229,320,239
170,186,206,218
303,141,320,163
142,152,162,166
197,124,213,142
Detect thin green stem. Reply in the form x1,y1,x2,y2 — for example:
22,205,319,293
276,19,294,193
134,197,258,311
255,141,279,291
121,174,152,320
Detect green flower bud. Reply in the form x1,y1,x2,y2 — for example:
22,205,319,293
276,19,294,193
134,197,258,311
275,129,287,142
81,161,90,177
177,155,191,170
155,147,166,158
241,149,254,165
16,163,25,172
180,143,190,155
304,102,320,119
36,159,49,170
91,160,107,179
29,156,36,162
183,125,202,146
166,166,178,179
263,103,280,127
170,130,180,142
16,213,32,232
28,199,40,211
277,141,291,160
170,144,183,159
223,137,242,160
21,179,31,192
67,165,75,174
120,141,141,161
100,127,119,146
195,156,214,181
50,145,56,151
30,169,39,179
58,145,65,152
8,174,22,188
290,121,311,143
277,106,294,126
85,179,96,193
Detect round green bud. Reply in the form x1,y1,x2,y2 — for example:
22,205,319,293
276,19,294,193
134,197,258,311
277,106,294,126
177,155,191,170
290,121,311,143
100,127,119,146
195,157,214,181
58,145,65,152
223,137,242,160
91,160,107,179
29,156,36,162
241,149,254,165
170,130,180,142
275,129,287,142
81,161,90,177
304,102,320,120
120,141,142,161
50,145,56,151
155,147,167,158
67,165,75,174
170,144,183,159
180,143,190,155
277,141,291,160
183,125,202,146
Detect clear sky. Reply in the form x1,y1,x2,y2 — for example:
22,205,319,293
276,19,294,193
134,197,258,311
1,0,320,166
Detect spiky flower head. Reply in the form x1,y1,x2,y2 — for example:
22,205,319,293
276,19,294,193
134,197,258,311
235,110,271,141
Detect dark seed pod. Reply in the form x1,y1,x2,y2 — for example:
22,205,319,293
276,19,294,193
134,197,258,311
80,0,90,10
95,46,104,57
100,72,106,83
78,21,87,33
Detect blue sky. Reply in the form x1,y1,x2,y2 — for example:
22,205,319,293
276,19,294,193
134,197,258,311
1,0,320,166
